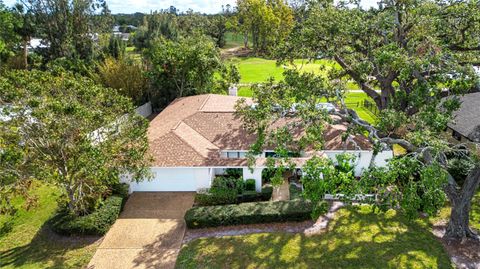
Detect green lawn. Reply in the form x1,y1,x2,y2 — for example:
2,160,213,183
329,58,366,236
176,205,452,269
224,32,248,49
0,182,99,269
228,57,337,84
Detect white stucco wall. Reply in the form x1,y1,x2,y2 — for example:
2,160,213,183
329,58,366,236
123,167,212,192
324,150,393,176
242,168,263,192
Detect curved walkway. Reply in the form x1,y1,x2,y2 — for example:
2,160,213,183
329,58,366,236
87,192,194,269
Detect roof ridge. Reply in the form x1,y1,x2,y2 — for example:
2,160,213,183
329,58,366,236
173,122,219,157
170,132,206,159
199,94,211,111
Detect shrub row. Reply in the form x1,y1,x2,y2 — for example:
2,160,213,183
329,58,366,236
185,199,313,229
238,187,273,203
195,186,273,206
50,183,129,236
195,188,238,206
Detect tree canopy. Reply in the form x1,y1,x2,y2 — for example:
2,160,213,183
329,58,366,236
0,70,151,215
279,0,479,111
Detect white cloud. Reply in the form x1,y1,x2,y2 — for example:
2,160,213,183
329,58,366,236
106,0,236,14
3,0,377,14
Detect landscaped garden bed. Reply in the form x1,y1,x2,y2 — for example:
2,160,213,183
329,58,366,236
193,169,273,207
49,183,129,236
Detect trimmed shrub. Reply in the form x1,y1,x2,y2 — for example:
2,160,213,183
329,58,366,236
225,168,242,178
239,187,273,203
261,186,273,200
195,188,237,206
111,183,129,199
50,195,124,236
311,200,330,219
185,199,313,229
245,179,256,191
211,176,244,194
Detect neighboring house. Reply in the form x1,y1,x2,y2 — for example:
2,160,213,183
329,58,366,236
123,94,393,192
447,92,480,143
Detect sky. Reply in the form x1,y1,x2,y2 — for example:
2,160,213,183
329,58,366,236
3,0,379,14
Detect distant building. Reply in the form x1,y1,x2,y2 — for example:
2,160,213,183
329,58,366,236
448,92,480,143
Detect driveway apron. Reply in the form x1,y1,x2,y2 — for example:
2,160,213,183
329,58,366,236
88,192,195,269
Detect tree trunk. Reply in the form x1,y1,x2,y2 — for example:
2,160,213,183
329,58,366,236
23,37,29,69
243,31,249,48
444,166,480,241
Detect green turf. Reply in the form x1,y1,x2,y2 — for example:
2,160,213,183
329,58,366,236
224,32,248,49
176,205,452,269
237,87,377,123
0,182,99,269
228,57,337,84
472,191,480,231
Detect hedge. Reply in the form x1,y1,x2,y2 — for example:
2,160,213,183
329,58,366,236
195,188,238,206
50,183,129,236
185,199,313,229
245,179,256,191
238,187,273,203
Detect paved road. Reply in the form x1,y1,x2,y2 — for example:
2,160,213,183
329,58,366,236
88,192,195,269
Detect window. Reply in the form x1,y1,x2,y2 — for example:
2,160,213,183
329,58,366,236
227,152,240,158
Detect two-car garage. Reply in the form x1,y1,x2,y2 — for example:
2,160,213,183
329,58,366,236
125,167,214,192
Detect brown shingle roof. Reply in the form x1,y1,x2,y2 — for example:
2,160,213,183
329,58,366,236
148,94,372,167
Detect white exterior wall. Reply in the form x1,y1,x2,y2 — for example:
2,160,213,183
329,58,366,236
324,150,393,176
124,167,212,192
242,168,263,192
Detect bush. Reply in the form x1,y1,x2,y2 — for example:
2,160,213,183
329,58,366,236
245,179,256,191
50,195,124,236
111,183,129,199
311,200,330,219
185,199,313,229
261,186,273,200
195,188,238,206
211,176,244,194
225,168,243,179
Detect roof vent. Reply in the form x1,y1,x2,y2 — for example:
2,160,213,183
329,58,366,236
228,85,238,96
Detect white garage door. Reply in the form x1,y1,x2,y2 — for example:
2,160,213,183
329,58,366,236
127,168,212,192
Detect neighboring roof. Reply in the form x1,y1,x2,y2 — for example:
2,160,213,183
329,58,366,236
447,92,480,142
148,94,372,167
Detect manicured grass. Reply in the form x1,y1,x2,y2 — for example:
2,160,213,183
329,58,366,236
0,182,99,269
472,191,480,231
228,57,337,84
224,32,248,49
176,205,452,269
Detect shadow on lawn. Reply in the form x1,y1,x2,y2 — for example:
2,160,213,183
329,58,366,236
176,207,453,269
0,222,99,269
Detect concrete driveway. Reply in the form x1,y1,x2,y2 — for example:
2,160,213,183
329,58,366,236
88,192,195,269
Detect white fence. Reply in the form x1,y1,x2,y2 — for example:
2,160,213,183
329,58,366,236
135,102,152,118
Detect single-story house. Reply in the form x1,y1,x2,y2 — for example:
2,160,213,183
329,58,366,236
123,94,393,192
447,92,480,143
